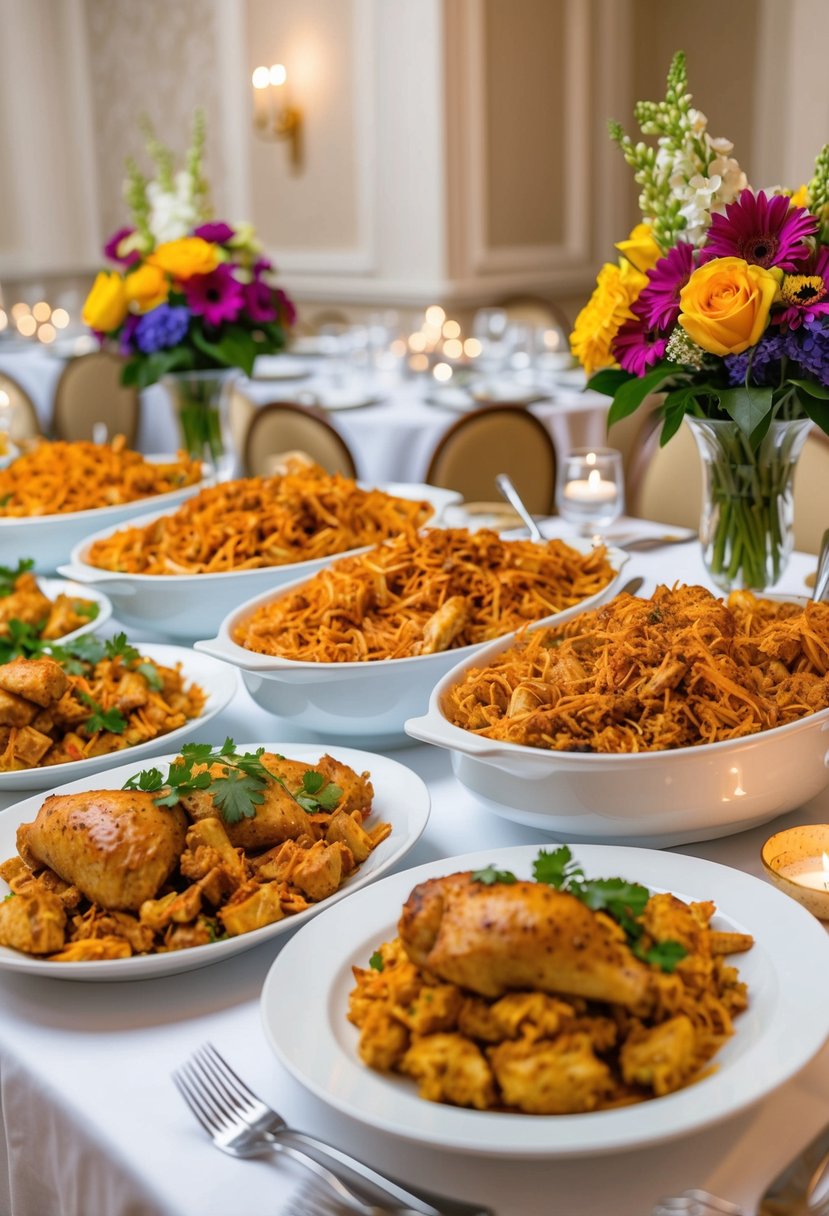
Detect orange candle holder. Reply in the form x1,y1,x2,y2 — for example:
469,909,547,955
761,825,829,920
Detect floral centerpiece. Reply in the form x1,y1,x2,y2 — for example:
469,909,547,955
82,112,295,475
571,52,829,590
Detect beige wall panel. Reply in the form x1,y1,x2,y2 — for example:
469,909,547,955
83,0,224,247
244,0,358,251
482,0,565,249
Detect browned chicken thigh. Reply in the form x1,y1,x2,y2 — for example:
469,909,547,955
399,873,654,1012
18,790,188,911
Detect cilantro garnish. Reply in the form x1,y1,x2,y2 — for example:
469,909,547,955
0,558,34,598
0,619,47,664
72,600,99,620
533,845,687,973
368,950,384,972
105,633,140,664
78,691,127,735
136,661,163,691
471,864,517,886
294,769,343,813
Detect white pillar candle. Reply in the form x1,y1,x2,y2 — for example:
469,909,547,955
562,468,618,504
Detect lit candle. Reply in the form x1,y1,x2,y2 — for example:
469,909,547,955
782,851,829,891
762,827,829,920
563,468,618,505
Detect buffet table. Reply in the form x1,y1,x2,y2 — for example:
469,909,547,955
0,344,609,482
0,528,826,1216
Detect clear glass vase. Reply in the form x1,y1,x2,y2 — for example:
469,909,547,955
162,369,236,481
686,414,812,592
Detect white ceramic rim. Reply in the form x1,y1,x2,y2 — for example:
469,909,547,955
34,576,113,643
0,743,430,980
196,538,630,674
261,842,829,1157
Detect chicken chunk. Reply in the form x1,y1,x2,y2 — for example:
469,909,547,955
489,1032,615,1114
620,1014,697,1095
0,890,66,954
0,657,68,708
400,1033,496,1110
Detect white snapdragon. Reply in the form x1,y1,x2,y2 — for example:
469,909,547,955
147,171,200,244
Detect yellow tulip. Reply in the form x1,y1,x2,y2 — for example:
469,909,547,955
149,237,219,280
124,263,169,313
615,223,663,274
81,271,128,332
678,258,780,357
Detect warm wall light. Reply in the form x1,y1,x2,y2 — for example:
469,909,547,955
251,62,303,170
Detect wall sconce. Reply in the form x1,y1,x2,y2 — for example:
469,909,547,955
251,63,303,171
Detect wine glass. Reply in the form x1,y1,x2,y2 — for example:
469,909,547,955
556,448,624,537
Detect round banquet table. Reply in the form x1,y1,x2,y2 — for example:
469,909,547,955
0,343,610,483
0,523,826,1216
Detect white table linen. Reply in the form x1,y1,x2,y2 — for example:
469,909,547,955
0,528,826,1216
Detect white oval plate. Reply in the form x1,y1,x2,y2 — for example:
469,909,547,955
250,356,312,381
261,842,829,1158
0,644,238,791
34,576,113,643
0,744,430,979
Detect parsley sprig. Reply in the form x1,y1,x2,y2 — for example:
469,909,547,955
78,691,127,735
0,558,34,598
123,738,343,826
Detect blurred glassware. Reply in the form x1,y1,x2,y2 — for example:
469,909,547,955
472,307,511,374
556,447,624,536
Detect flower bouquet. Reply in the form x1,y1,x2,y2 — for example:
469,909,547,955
82,111,295,474
571,52,829,590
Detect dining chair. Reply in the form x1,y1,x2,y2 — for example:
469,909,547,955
52,351,139,446
793,428,829,553
0,371,42,441
242,401,358,478
424,404,557,513
228,383,256,464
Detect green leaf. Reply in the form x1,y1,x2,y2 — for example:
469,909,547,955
191,324,257,376
209,772,266,823
302,771,325,795
607,363,675,428
72,600,99,620
587,368,634,397
660,386,700,445
123,767,165,792
716,386,774,444
0,558,34,598
632,938,688,972
78,692,127,735
532,845,584,889
787,381,829,433
136,661,163,692
368,949,384,972
105,633,141,664
788,377,829,400
470,864,517,886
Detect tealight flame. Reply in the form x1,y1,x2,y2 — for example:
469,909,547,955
587,469,601,490
586,451,597,466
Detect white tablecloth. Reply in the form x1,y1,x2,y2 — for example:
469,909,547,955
0,529,826,1216
0,345,610,484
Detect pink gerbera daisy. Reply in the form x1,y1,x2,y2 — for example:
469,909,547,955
700,189,817,271
612,316,667,376
775,246,829,330
633,242,696,331
184,264,244,327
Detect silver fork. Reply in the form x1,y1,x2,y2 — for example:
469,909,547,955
651,1191,742,1216
173,1042,494,1216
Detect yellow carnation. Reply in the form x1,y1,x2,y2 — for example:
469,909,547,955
124,263,169,313
149,237,219,280
615,223,663,274
81,271,128,333
570,261,648,377
678,257,780,357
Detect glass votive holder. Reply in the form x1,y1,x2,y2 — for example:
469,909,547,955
761,825,829,920
556,447,624,536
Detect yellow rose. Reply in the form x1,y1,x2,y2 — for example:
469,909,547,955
678,257,780,356
570,260,648,376
615,223,663,274
124,263,169,313
149,237,219,280
81,271,128,332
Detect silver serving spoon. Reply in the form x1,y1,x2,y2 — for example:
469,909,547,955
813,527,829,602
494,473,544,542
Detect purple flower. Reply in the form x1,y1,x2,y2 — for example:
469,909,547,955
193,221,235,244
611,317,667,376
103,226,139,266
134,304,190,354
275,287,296,327
184,265,244,326
775,246,829,330
724,331,787,386
253,257,274,277
786,317,829,386
633,242,696,331
119,314,141,356
243,278,277,324
700,190,818,271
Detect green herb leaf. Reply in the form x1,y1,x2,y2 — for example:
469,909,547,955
533,846,585,889
632,938,688,973
209,772,266,824
471,864,517,886
136,661,163,691
0,558,34,598
72,600,100,620
294,770,343,813
368,950,384,972
78,691,127,735
123,767,165,792
105,633,141,664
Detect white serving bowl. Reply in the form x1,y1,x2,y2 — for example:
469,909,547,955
0,461,204,573
194,540,629,749
405,597,829,847
34,576,113,643
57,483,461,642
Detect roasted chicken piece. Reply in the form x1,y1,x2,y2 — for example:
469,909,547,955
419,596,469,655
0,573,53,632
18,790,189,912
0,889,66,954
399,873,654,1013
0,657,68,708
488,1031,615,1114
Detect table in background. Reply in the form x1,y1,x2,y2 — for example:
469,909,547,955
0,528,826,1216
0,344,610,484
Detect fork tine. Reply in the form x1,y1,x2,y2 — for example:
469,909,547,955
192,1044,258,1119
199,1042,262,1109
173,1068,225,1138
178,1058,242,1134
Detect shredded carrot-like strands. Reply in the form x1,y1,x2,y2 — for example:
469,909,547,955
85,466,433,575
0,438,201,517
234,529,617,662
443,584,829,752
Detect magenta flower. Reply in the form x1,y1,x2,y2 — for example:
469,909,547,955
244,278,277,323
700,190,818,271
612,317,667,376
184,265,244,326
103,226,139,266
633,242,696,331
253,257,274,277
775,246,829,330
275,288,296,327
193,221,235,244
